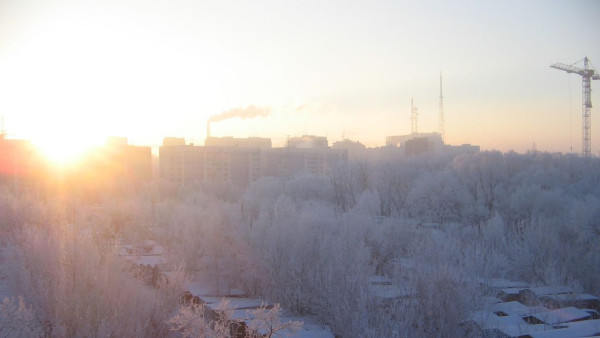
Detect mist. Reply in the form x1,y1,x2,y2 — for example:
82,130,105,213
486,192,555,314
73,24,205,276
1,1,600,337
1,147,600,337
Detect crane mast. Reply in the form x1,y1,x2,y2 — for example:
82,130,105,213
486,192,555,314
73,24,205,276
551,57,600,157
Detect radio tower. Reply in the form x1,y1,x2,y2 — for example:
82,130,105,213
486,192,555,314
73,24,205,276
410,98,419,134
438,72,445,143
551,57,600,157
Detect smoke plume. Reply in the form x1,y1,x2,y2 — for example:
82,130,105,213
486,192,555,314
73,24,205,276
209,105,271,123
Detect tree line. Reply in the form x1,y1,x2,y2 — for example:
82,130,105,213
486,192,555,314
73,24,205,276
1,151,599,337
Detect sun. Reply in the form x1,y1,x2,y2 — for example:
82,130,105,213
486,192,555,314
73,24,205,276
32,136,99,167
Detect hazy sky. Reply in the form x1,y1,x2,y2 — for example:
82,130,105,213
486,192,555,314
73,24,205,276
1,0,599,155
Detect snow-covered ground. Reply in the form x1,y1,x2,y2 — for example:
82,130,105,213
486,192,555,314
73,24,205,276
185,279,335,338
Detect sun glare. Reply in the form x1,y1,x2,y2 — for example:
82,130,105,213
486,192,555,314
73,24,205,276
33,137,97,167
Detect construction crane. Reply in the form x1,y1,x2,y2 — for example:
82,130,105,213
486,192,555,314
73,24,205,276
551,57,600,157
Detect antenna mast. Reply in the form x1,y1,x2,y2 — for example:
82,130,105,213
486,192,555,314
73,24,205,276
410,98,419,134
438,72,445,142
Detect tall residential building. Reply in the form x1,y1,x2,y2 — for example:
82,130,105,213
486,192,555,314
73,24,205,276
159,135,348,187
160,136,270,187
159,137,204,186
266,135,346,177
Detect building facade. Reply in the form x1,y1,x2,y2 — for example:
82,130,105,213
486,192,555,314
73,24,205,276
159,135,348,187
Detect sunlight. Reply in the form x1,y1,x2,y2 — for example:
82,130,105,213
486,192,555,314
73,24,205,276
32,135,97,166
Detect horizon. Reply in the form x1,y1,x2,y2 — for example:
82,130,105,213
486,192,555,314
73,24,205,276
2,130,594,172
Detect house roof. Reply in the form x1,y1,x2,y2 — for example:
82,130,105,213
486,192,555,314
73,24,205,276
529,307,591,325
470,311,550,337
489,301,548,317
528,319,600,338
472,280,600,338
200,296,334,338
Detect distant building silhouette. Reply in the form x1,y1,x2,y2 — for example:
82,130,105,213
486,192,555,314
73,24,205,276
404,137,435,156
386,132,444,152
287,135,328,149
0,135,41,191
445,143,480,155
159,135,348,187
332,139,366,162
106,138,152,184
385,132,479,156
81,137,152,191
267,136,347,176
205,136,272,149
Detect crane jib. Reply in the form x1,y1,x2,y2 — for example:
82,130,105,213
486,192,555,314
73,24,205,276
550,57,598,157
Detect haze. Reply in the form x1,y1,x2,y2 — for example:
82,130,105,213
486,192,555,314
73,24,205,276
0,0,599,154
3,2,600,336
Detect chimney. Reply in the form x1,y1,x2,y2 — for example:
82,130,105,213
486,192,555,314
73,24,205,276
206,121,211,139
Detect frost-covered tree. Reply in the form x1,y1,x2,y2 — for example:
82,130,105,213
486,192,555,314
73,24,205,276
247,303,303,338
0,296,42,337
167,302,212,338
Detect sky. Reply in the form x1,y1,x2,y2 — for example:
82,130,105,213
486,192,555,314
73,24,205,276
0,0,599,157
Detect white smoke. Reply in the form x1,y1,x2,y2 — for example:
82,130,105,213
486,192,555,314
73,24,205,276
209,105,271,123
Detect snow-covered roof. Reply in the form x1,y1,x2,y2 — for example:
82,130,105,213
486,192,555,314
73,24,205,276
528,319,600,338
470,311,550,337
494,323,550,337
528,307,591,325
471,280,600,338
481,296,503,307
198,296,334,338
488,301,548,317
526,286,574,296
201,296,267,311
